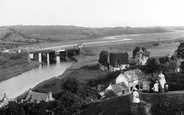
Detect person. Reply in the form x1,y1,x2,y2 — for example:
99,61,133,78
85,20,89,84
158,70,166,93
152,80,159,93
132,87,140,107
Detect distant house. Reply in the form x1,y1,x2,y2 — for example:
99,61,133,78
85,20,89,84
105,83,129,96
116,69,151,92
24,89,54,103
98,51,129,72
3,49,10,53
0,93,15,108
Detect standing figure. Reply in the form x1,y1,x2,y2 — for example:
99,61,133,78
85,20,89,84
158,70,166,93
152,80,159,93
132,88,140,106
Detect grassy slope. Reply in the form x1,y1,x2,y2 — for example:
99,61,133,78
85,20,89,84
0,53,41,82
0,61,40,83
81,92,184,115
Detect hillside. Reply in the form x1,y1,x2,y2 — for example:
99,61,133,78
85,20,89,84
82,92,184,115
0,26,171,46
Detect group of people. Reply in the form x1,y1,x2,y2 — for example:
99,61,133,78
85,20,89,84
152,70,168,93
132,70,168,106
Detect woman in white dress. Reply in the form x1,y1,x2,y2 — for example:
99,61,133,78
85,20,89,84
158,70,166,93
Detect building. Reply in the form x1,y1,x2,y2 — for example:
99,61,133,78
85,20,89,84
116,69,151,92
24,89,54,103
105,83,129,96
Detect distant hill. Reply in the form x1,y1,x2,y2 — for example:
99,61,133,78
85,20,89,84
0,25,171,45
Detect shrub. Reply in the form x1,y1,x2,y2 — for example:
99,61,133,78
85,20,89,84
106,71,121,79
105,90,117,98
176,42,184,59
61,77,80,94
141,58,160,76
87,79,97,87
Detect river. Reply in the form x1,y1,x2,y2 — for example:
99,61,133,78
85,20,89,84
0,56,73,99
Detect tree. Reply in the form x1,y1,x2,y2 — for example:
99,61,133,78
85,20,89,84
105,90,117,98
61,77,80,94
141,58,160,77
176,42,184,59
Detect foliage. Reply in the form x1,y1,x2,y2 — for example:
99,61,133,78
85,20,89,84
141,58,160,75
61,77,80,94
87,71,120,87
159,60,177,74
105,90,117,98
165,72,184,91
0,94,87,115
176,42,184,59
58,91,87,114
141,93,184,115
0,53,29,68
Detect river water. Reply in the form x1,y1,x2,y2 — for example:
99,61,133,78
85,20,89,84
0,56,73,99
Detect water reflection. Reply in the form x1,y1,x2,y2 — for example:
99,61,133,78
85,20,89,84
0,56,74,99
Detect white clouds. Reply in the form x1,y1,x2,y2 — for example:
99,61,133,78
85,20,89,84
0,0,184,27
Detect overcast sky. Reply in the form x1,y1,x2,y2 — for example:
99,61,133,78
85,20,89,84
0,0,184,27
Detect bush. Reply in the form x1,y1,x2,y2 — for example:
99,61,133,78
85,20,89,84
165,73,184,91
176,42,184,59
106,71,121,79
87,79,97,87
105,90,117,98
167,82,184,91
61,77,80,94
141,58,160,76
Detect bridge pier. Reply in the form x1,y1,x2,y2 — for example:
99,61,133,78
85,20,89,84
48,52,56,64
58,48,80,61
38,53,42,62
59,50,68,60
68,50,75,58
47,53,50,65
75,49,80,55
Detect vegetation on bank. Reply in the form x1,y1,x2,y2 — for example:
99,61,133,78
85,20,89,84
0,53,40,82
0,77,99,115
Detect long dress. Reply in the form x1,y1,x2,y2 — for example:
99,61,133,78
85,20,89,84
133,91,140,103
158,73,166,93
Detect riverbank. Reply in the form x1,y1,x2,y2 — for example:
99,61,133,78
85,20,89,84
33,38,183,94
0,61,40,83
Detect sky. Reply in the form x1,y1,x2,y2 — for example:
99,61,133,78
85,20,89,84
0,0,184,27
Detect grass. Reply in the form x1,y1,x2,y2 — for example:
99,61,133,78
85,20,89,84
0,53,40,82
0,61,40,82
81,92,184,115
